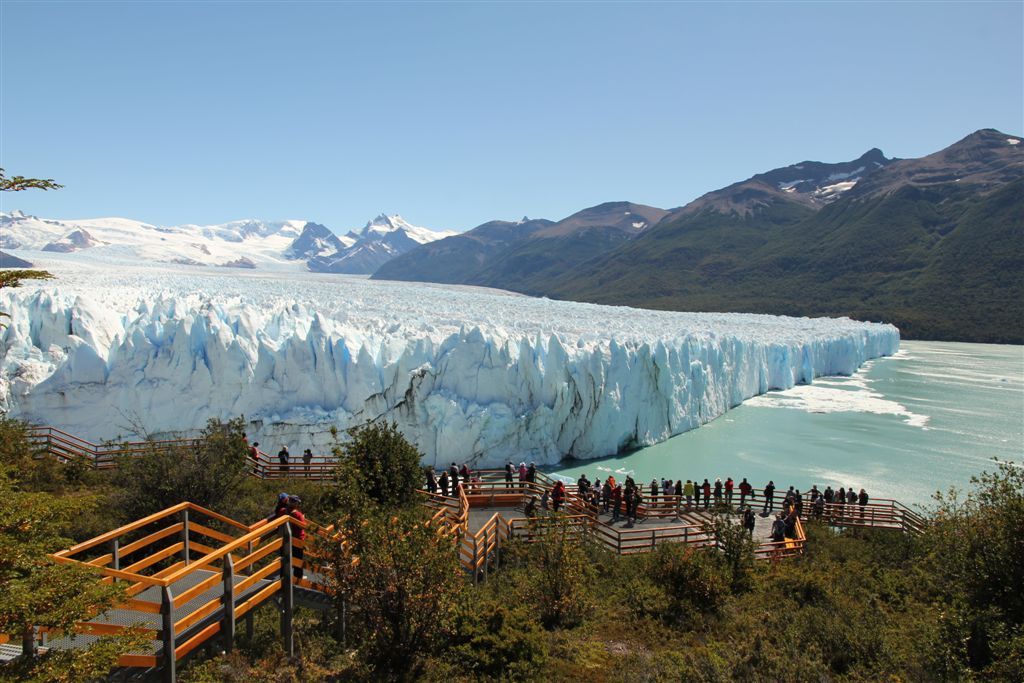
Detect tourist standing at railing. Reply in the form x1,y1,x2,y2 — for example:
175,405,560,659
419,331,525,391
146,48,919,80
762,480,775,514
518,462,527,485
287,495,306,579
629,486,642,525
577,473,589,496
794,490,803,517
770,513,786,542
302,448,313,473
809,485,820,502
738,478,752,508
847,487,857,506
278,445,290,473
552,481,566,512
823,486,834,504
674,479,682,508
858,488,869,517
505,461,514,486
684,479,694,510
426,466,438,494
611,483,622,522
602,480,612,513
725,477,734,506
650,479,659,497
813,495,824,519
439,471,450,497
459,463,471,488
526,462,537,483
540,489,549,512
249,441,261,474
713,478,723,506
702,479,711,510
449,462,460,491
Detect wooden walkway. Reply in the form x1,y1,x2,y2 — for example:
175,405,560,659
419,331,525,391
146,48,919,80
12,425,928,680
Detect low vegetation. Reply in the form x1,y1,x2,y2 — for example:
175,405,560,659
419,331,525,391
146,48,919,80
0,417,1020,682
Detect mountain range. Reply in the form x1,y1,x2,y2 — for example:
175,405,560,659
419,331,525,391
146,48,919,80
0,211,454,274
2,128,1020,342
373,129,1023,343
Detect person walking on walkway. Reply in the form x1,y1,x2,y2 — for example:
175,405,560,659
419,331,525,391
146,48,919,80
770,513,786,542
762,480,776,514
277,446,290,473
743,506,756,537
739,478,752,508
725,477,734,507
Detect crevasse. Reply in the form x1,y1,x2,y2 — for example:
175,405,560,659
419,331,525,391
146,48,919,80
0,269,899,467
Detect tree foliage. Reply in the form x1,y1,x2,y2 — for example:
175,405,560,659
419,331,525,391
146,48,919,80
0,168,63,192
0,421,142,680
332,421,424,511
109,417,251,521
0,168,58,326
318,506,464,681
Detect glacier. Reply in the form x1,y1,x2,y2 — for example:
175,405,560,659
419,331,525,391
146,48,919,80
0,263,899,467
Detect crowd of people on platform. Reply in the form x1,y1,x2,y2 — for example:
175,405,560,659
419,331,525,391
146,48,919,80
243,435,317,474
422,461,874,542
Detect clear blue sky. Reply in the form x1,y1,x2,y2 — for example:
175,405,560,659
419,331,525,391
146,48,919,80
2,1,1021,233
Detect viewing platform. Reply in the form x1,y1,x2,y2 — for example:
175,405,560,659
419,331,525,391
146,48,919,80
9,423,928,681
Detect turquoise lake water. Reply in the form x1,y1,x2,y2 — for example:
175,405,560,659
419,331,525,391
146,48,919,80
548,341,1023,508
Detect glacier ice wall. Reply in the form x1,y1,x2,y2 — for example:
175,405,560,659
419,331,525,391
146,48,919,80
0,267,899,467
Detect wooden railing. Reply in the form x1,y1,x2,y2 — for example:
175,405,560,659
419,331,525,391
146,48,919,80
40,503,322,677
27,425,337,481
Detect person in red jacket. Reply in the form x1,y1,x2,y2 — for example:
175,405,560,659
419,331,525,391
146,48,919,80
739,478,753,508
287,495,306,580
702,479,712,509
551,481,566,512
725,477,734,507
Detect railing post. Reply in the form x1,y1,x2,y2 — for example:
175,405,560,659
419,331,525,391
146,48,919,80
181,508,190,565
280,522,294,658
651,529,656,549
111,538,120,579
472,536,479,585
221,554,236,652
161,585,176,683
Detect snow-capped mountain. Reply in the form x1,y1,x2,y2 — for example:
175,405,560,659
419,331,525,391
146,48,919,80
307,214,457,274
0,211,452,273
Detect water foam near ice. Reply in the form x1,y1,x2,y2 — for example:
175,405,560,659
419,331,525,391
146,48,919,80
0,263,900,467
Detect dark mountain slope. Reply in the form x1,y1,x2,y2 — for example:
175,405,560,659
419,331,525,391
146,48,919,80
468,202,668,294
371,218,553,284
545,130,1023,343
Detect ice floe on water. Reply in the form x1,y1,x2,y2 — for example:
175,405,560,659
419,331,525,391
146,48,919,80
0,263,900,467
744,364,930,428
